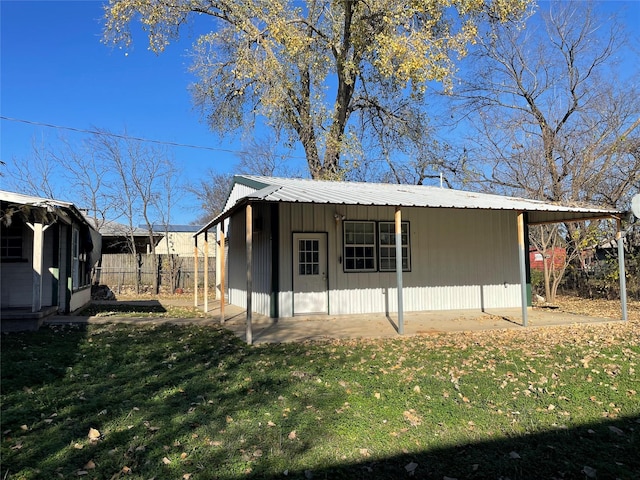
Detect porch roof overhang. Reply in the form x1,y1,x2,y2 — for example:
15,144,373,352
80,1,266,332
195,176,622,236
0,190,98,232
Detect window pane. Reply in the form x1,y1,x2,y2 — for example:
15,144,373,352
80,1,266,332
379,222,410,272
343,221,376,271
298,237,320,276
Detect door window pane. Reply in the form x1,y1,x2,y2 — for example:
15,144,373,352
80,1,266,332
298,239,320,276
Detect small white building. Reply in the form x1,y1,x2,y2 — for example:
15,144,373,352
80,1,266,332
196,176,626,340
1,190,101,330
152,225,203,257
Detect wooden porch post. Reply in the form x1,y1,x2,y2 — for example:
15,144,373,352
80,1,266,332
517,212,528,327
616,218,628,321
395,207,404,335
246,204,253,344
204,231,209,315
194,235,199,307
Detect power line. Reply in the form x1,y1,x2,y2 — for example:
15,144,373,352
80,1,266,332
0,115,305,159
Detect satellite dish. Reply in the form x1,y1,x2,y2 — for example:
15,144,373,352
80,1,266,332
632,194,640,218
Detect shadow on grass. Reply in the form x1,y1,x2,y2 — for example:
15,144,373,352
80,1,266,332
274,414,640,479
82,300,168,316
1,324,343,479
1,324,638,479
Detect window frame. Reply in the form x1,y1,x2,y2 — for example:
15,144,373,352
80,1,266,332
343,220,377,272
378,221,411,272
297,238,321,276
0,222,24,262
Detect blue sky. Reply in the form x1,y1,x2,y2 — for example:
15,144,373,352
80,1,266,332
1,1,638,223
0,1,258,187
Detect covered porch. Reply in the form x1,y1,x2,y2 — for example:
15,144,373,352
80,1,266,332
197,299,628,344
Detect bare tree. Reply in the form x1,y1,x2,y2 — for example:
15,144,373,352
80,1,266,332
5,137,59,198
456,0,640,300
236,137,303,178
154,159,184,293
55,136,115,231
188,171,233,225
127,140,170,295
461,1,639,205
93,131,144,292
189,136,306,224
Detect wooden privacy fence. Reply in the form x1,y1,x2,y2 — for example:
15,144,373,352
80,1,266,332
94,253,215,293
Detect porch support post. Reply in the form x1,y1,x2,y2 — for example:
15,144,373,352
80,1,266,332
246,203,253,345
616,218,628,321
194,235,199,307
517,212,528,327
204,231,209,315
219,225,226,323
395,207,404,335
26,221,51,313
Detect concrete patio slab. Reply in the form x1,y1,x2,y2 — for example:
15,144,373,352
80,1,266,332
43,298,622,344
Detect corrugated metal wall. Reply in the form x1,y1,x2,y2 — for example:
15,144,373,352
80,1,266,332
277,203,521,316
227,203,272,316
277,202,334,316
226,202,522,317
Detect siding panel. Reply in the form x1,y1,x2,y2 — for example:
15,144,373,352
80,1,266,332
226,203,272,316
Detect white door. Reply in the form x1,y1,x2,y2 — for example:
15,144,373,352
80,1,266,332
293,233,328,315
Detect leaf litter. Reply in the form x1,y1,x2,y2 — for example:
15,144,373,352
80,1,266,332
1,297,638,479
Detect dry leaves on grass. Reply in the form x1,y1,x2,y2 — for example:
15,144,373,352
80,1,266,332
403,410,422,426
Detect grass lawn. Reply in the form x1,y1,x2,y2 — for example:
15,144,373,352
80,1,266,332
1,308,639,479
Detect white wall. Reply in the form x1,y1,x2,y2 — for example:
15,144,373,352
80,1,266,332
70,287,91,312
227,203,273,316
155,232,205,257
1,222,55,308
225,202,522,317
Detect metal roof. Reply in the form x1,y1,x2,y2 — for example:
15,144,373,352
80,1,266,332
99,220,149,236
196,176,621,234
0,189,96,230
0,190,75,209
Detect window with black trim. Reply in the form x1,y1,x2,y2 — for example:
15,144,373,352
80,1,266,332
1,223,23,260
343,221,376,271
378,222,410,271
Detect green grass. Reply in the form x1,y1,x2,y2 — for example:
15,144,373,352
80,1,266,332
1,320,638,479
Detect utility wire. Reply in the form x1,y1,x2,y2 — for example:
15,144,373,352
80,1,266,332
0,115,305,159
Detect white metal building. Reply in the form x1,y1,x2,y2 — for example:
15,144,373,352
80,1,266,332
196,176,626,340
